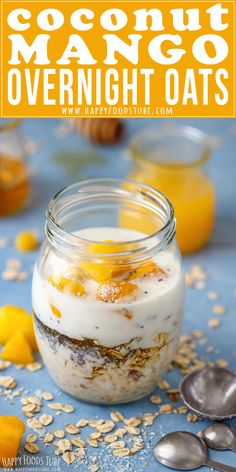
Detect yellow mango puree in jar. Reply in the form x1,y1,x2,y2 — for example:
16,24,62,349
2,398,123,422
127,126,215,254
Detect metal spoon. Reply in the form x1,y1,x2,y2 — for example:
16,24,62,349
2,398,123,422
202,423,236,452
154,431,236,472
180,366,236,420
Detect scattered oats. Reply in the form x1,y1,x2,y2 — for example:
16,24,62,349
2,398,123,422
110,411,124,422
157,379,170,390
113,448,130,457
48,403,64,411
187,413,199,423
96,420,115,433
185,273,193,287
199,338,208,346
177,406,188,414
141,413,157,426
208,318,220,329
166,389,180,402
0,360,11,370
110,441,126,449
24,443,40,453
213,304,226,315
126,426,140,435
150,395,162,404
75,447,86,457
71,438,86,448
21,396,41,407
27,418,44,430
54,430,65,439
62,452,76,464
65,424,79,435
44,432,54,443
89,465,100,472
215,358,229,368
197,430,203,438
2,270,18,281
115,428,126,438
124,417,142,427
195,281,206,290
56,439,72,452
87,438,99,448
191,331,203,339
105,434,118,443
90,431,102,440
41,391,53,401
62,404,75,413
207,346,214,352
26,434,37,443
193,360,206,369
0,238,8,247
0,376,16,389
17,272,29,282
76,419,89,427
208,291,219,301
26,362,42,372
89,420,103,428
39,414,53,426
159,404,173,414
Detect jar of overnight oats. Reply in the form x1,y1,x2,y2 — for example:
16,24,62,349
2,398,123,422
32,179,184,404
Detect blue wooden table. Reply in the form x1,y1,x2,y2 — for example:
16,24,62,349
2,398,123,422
0,118,236,471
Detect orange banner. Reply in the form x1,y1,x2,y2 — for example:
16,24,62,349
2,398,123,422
0,1,235,117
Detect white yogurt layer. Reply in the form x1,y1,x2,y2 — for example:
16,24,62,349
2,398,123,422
32,227,184,347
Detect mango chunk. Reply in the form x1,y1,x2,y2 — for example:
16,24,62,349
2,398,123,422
50,304,62,318
0,416,25,468
15,231,38,252
0,305,38,352
48,276,86,297
1,331,34,365
96,281,138,303
128,261,167,280
81,240,135,282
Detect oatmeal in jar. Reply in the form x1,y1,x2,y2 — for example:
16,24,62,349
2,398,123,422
32,180,184,404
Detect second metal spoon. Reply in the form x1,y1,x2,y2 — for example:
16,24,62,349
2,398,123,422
202,423,236,452
154,431,236,472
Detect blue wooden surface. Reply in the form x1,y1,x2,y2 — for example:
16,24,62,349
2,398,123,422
0,118,236,471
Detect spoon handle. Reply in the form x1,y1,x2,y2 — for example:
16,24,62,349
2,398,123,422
206,459,236,472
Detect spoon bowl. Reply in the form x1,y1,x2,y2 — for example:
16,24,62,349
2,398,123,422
180,366,236,420
154,431,236,472
154,431,207,470
202,423,236,452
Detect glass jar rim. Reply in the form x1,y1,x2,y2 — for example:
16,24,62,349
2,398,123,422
46,178,175,259
129,124,211,169
0,118,22,133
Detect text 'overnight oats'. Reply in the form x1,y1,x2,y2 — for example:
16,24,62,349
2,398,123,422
32,227,184,404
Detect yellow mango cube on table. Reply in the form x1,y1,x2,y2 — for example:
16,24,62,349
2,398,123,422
1,331,34,365
0,305,38,352
0,416,25,467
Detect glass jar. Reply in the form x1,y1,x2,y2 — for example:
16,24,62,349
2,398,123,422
32,179,184,404
0,119,29,217
128,125,215,254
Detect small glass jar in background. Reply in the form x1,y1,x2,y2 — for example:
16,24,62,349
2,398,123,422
0,119,30,217
128,125,215,254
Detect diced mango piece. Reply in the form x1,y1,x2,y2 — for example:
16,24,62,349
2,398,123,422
81,240,135,282
0,416,25,467
50,304,62,318
128,261,167,280
96,281,138,303
0,306,38,352
1,331,34,365
15,231,38,252
48,276,86,297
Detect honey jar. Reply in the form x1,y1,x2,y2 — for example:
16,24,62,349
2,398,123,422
0,119,29,216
